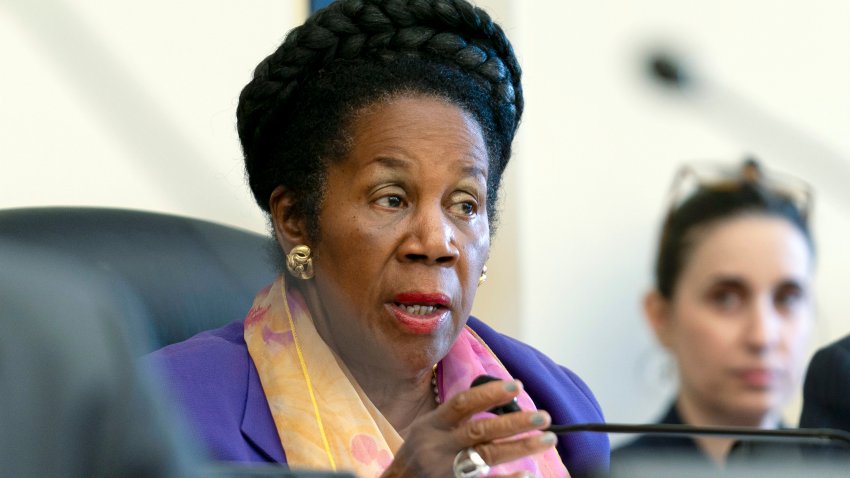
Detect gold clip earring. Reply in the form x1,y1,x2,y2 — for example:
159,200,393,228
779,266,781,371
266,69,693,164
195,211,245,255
478,265,488,286
286,245,314,280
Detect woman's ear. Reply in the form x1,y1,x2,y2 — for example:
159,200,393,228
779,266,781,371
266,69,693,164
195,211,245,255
644,290,674,350
269,186,309,250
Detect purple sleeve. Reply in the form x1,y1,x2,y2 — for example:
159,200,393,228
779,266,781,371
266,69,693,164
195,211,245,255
143,321,285,464
467,317,610,477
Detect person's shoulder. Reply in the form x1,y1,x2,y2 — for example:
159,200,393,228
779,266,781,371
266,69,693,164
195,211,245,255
467,316,610,476
144,320,251,397
813,334,850,362
147,320,248,364
143,320,283,462
465,316,549,363
804,334,850,392
466,316,599,407
800,333,850,430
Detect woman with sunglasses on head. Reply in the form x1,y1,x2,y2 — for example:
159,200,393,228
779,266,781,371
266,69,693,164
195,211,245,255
613,158,816,467
146,1,610,477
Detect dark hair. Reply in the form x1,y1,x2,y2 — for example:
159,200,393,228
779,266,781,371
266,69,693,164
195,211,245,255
236,0,523,242
655,178,814,299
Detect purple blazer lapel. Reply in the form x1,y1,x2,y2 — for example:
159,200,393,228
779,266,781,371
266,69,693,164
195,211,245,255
241,358,288,464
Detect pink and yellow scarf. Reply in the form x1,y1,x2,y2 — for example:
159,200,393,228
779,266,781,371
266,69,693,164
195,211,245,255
244,277,568,477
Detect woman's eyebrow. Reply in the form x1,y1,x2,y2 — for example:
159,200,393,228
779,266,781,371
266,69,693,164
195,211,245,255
461,164,487,180
369,157,486,180
372,156,410,170
776,278,805,290
708,276,747,289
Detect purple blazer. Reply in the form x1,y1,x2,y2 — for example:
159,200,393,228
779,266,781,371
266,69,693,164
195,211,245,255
146,317,610,476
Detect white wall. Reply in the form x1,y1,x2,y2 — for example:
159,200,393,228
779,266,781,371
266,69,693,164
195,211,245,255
514,0,850,430
3,0,850,432
0,0,304,232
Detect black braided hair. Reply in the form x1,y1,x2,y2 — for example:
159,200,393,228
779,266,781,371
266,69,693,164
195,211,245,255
237,0,522,241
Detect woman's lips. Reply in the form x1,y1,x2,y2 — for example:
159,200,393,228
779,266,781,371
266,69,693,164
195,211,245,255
736,368,780,388
388,292,451,334
393,292,450,307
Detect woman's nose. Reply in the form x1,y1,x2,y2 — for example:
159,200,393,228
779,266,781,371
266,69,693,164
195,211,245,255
398,204,460,266
744,298,782,353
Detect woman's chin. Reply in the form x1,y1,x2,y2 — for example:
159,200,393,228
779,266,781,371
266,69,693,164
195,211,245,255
724,396,783,425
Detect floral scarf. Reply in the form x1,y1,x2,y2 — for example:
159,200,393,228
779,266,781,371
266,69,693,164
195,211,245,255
244,276,568,477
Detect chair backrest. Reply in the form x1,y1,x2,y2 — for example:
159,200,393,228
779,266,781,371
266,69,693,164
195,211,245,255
0,239,201,477
0,207,276,352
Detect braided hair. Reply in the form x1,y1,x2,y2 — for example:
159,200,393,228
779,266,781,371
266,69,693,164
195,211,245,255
237,0,522,241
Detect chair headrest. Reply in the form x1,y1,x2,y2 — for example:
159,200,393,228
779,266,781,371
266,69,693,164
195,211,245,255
0,207,276,351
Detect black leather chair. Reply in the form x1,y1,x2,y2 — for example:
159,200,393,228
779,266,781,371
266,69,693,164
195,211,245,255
0,223,352,477
0,207,277,352
0,239,203,477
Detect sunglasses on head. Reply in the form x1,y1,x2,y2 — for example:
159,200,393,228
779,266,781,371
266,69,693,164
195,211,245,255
666,156,813,221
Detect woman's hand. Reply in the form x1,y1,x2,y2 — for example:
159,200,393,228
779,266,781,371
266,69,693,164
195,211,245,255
381,380,557,478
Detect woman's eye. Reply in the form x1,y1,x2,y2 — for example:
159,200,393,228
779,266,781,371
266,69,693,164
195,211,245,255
375,195,405,209
775,285,804,311
448,191,479,217
709,288,744,312
449,201,477,217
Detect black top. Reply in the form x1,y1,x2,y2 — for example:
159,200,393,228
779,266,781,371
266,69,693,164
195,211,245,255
605,404,843,477
610,403,716,469
800,334,850,432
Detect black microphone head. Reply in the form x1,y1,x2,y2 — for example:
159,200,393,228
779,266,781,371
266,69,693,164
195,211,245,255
470,374,500,388
647,51,691,90
470,374,522,415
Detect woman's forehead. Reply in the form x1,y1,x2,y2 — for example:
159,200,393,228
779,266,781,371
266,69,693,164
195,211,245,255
683,215,813,285
352,94,482,135
342,95,489,174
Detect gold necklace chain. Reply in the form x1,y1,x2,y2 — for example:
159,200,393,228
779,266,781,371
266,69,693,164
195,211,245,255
431,363,441,404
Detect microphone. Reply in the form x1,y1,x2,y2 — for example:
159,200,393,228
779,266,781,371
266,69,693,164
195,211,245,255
470,375,522,415
469,377,850,476
546,422,850,447
469,375,850,447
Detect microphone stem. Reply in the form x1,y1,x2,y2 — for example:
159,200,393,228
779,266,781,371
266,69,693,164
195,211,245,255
546,423,850,447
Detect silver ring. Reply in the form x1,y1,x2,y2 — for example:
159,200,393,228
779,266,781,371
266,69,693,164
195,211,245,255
453,447,490,478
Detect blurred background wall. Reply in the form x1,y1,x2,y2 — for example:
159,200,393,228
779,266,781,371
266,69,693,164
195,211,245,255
3,0,849,436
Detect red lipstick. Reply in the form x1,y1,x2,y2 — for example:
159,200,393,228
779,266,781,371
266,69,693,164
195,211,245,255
393,292,450,306
388,292,451,334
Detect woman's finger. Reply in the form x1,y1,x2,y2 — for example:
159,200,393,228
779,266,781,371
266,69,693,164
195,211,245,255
473,431,558,469
431,379,523,429
453,410,551,445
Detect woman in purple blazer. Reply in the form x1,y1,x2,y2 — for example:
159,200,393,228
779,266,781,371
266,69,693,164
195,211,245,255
148,1,608,477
